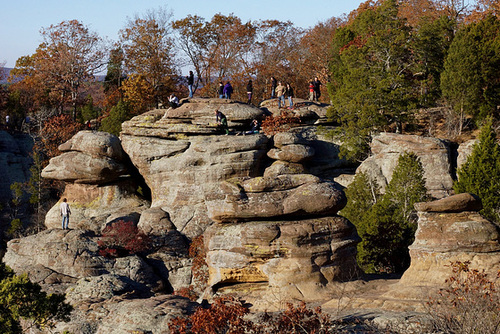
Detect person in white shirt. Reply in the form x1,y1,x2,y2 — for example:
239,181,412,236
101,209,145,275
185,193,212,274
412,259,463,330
60,198,71,230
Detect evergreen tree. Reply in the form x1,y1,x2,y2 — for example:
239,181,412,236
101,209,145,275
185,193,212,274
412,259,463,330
342,152,428,273
454,117,500,222
0,263,72,333
441,15,500,126
328,0,417,161
100,100,132,136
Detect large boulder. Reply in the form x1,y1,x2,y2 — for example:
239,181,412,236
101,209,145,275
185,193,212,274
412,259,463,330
121,132,269,237
383,193,500,305
121,98,264,138
42,131,130,184
206,177,346,222
358,133,454,198
3,229,163,294
204,216,361,296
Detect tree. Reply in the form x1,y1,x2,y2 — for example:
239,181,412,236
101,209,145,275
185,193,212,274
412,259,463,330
100,100,133,136
172,15,213,93
454,117,500,222
0,263,72,333
11,20,107,119
120,6,177,110
441,14,500,127
342,152,428,273
328,0,418,161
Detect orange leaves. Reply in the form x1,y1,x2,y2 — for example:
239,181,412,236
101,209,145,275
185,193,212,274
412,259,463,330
40,114,83,159
121,74,156,114
261,112,301,136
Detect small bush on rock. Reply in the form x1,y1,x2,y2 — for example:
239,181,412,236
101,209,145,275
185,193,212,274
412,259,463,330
169,297,380,334
173,235,208,301
427,261,500,334
261,112,301,135
98,220,151,258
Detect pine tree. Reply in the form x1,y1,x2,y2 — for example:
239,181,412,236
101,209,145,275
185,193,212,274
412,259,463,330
454,117,500,222
342,152,428,273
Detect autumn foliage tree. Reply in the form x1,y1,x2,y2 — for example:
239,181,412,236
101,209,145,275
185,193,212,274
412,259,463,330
10,20,107,119
119,7,177,112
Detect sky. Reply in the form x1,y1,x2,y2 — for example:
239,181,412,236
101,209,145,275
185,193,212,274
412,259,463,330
0,0,365,71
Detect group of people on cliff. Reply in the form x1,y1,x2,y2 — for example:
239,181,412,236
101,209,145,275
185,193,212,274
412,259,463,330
184,72,322,106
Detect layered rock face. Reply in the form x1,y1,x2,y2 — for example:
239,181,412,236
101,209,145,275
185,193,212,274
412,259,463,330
42,131,149,232
0,131,32,202
400,193,500,288
358,133,454,198
120,100,268,237
204,131,361,294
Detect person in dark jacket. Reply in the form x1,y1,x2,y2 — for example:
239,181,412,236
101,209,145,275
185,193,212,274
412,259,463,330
312,76,322,101
215,109,229,135
270,76,277,98
223,81,233,100
285,83,294,109
187,71,194,98
246,80,253,104
217,82,224,98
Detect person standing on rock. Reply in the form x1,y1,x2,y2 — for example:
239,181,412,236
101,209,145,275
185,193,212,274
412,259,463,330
285,83,294,109
270,76,277,98
313,76,322,102
187,71,194,98
60,198,71,230
217,81,224,99
275,81,286,108
223,81,233,100
215,109,229,135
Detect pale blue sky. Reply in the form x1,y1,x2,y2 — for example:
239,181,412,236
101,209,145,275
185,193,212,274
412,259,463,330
0,0,364,69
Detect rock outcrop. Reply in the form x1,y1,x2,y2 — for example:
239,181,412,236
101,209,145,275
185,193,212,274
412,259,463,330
42,131,149,232
358,132,454,198
378,193,500,309
0,131,32,202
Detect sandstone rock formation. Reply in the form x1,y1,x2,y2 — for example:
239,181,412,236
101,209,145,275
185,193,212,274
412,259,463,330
378,193,500,309
42,131,149,232
358,132,454,198
0,131,32,202
3,229,163,294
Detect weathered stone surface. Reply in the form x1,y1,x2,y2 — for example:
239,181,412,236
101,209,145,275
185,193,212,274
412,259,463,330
260,98,330,125
206,180,346,222
65,274,148,305
0,131,32,202
53,294,197,334
44,182,150,232
241,174,320,193
121,133,269,237
137,207,176,236
93,295,196,334
42,151,128,184
58,130,125,161
205,216,361,290
456,139,475,169
147,253,192,292
388,196,500,301
121,98,264,138
263,160,305,178
42,131,131,184
3,229,162,293
358,133,454,198
267,144,315,162
273,131,309,148
414,192,482,213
